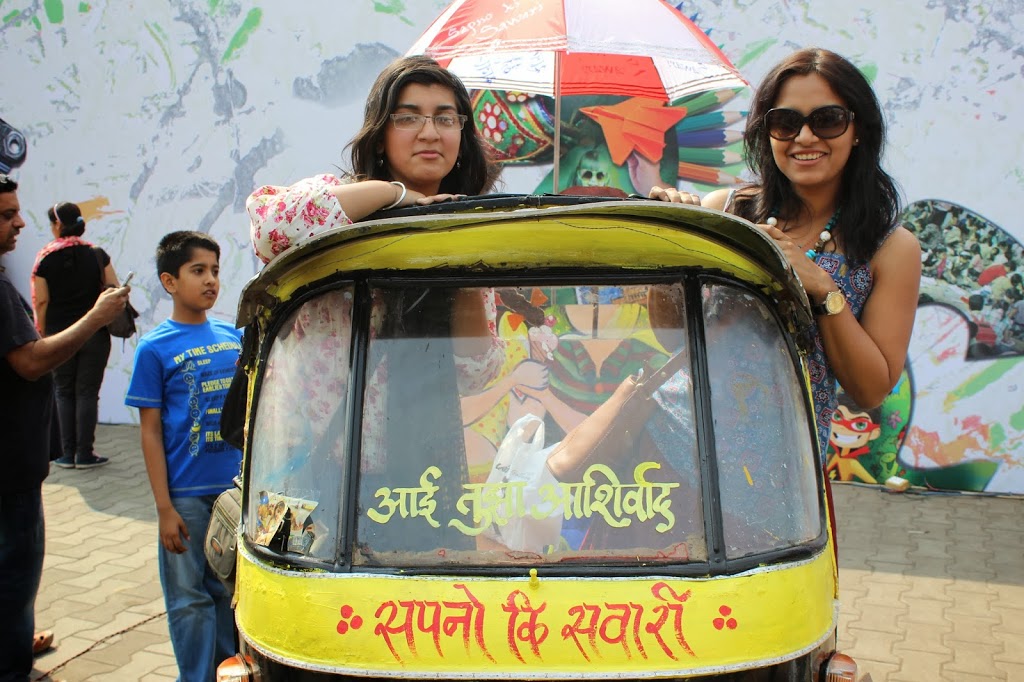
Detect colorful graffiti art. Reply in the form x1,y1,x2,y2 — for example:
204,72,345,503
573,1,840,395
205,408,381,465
830,200,1023,494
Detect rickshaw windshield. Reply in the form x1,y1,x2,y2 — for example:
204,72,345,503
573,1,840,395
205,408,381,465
246,280,820,568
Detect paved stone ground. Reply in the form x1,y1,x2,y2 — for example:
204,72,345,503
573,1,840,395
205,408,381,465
30,424,1024,681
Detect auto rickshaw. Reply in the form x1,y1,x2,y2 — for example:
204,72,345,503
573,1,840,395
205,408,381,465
216,196,861,681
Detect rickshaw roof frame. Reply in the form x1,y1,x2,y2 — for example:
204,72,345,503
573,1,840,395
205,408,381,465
236,196,814,335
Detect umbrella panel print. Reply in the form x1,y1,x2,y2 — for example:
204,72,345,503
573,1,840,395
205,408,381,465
408,0,745,101
408,0,748,193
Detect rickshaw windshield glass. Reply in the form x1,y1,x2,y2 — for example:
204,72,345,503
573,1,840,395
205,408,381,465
355,284,707,566
702,284,821,558
247,287,355,562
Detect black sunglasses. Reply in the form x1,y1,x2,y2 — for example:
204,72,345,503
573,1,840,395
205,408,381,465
764,105,855,141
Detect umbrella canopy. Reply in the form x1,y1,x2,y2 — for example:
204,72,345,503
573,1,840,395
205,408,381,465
407,0,745,101
407,0,747,190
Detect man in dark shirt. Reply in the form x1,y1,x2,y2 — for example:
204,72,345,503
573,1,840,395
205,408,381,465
0,174,129,681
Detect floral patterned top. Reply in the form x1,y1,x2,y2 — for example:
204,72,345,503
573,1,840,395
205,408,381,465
247,174,353,264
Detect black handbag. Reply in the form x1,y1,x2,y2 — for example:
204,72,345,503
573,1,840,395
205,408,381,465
93,248,138,338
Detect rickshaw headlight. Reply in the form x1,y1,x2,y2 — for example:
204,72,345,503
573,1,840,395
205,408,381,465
216,654,261,682
823,652,858,681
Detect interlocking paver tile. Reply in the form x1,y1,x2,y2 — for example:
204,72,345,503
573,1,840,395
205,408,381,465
844,627,903,664
77,630,168,667
893,620,953,654
847,602,907,635
944,640,1007,679
994,661,1024,680
899,575,956,602
40,656,118,682
941,670,1004,681
898,596,954,626
943,613,1004,645
890,649,951,682
856,580,912,607
854,658,900,680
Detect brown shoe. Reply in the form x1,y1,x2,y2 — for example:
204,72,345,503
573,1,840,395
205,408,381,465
33,630,54,656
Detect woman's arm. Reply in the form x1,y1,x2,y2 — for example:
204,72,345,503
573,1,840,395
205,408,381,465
247,174,468,264
328,180,423,222
32,276,49,334
103,262,120,287
700,188,733,212
810,227,922,407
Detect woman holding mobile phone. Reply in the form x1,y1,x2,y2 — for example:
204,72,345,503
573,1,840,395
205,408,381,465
32,201,128,469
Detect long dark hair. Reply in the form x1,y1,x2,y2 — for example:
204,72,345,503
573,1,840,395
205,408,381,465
345,56,500,196
738,48,900,264
48,201,86,238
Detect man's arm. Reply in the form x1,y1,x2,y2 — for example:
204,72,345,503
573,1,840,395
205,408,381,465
6,286,129,381
139,407,189,554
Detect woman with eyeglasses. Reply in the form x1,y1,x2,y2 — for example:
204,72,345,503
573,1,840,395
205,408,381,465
244,58,506,541
701,47,921,453
247,55,500,264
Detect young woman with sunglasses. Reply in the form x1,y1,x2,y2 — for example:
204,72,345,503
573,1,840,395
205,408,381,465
701,47,921,453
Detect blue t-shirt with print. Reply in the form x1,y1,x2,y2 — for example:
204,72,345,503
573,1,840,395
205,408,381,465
126,317,243,497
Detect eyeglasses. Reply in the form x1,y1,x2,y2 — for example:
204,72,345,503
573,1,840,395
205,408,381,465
390,113,468,132
764,105,854,141
579,169,607,182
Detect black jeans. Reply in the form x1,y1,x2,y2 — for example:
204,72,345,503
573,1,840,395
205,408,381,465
53,330,111,462
0,488,45,682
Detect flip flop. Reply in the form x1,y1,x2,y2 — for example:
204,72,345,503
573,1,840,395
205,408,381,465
33,630,54,656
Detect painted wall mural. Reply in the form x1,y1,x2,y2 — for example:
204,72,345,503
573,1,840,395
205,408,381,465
1,0,1021,494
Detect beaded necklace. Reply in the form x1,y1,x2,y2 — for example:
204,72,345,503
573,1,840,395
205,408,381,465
767,210,840,259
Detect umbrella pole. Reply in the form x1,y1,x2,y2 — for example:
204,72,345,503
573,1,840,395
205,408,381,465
553,51,562,194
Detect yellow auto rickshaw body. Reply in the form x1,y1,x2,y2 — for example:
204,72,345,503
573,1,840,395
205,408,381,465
228,196,846,681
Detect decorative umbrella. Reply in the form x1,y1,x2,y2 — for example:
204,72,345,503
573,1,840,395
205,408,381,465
407,0,747,190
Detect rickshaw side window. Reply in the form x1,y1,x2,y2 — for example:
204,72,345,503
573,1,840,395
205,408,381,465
354,284,707,567
702,285,820,559
247,287,354,562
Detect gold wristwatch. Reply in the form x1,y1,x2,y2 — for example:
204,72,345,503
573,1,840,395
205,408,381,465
811,290,846,317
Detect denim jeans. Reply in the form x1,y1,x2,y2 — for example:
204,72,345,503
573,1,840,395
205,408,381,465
158,495,235,682
53,330,110,461
0,488,45,682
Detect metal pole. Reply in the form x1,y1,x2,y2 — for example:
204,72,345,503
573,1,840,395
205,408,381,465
553,50,562,193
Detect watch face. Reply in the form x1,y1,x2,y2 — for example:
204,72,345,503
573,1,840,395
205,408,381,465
826,291,846,314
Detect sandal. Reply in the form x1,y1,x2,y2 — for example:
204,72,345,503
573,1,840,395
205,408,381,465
33,630,54,656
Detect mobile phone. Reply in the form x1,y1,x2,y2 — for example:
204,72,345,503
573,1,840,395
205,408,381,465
122,271,135,287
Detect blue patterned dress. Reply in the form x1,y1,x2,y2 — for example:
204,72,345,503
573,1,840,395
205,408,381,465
808,251,875,453
721,190,891,456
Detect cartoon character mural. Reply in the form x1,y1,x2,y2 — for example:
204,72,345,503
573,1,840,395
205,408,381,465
827,394,884,484
472,89,746,197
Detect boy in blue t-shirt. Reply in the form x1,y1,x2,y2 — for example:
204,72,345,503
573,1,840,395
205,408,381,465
125,231,241,681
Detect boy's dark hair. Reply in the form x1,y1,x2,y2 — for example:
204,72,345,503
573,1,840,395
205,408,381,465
0,173,17,193
156,230,220,279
